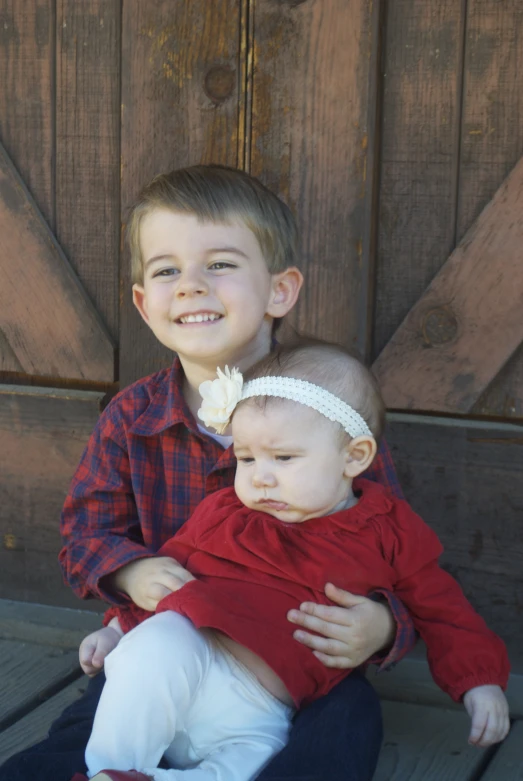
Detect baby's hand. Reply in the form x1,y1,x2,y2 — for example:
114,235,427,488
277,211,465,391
113,556,195,611
463,685,510,747
79,620,123,677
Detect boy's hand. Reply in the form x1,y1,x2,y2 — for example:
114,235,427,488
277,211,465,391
463,685,510,747
113,556,195,611
287,583,394,668
79,624,122,677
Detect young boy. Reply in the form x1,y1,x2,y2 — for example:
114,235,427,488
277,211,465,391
0,166,415,781
77,342,509,781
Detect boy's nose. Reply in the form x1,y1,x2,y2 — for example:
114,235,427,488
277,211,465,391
176,271,208,297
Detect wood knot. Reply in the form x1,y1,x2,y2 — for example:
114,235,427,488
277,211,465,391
3,533,17,550
204,65,236,104
421,306,458,346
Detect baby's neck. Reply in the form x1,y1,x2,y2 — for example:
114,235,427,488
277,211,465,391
330,488,358,514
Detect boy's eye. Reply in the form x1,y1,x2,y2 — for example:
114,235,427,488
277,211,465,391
209,261,236,271
152,267,178,277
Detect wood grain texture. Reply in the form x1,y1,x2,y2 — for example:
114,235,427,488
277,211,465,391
119,0,242,386
373,157,523,413
458,2,523,418
0,386,104,607
0,640,79,725
0,143,115,381
480,721,523,780
374,700,488,781
386,415,523,647
373,0,463,358
0,677,86,765
251,0,381,358
0,0,54,227
55,0,121,342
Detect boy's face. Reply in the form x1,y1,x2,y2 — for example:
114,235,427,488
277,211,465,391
232,402,352,523
133,210,300,372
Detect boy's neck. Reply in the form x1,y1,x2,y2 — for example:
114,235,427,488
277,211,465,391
180,339,273,422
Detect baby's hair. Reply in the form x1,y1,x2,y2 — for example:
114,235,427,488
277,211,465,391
241,338,385,442
126,164,298,285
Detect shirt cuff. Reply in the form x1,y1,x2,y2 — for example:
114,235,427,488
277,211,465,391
366,589,418,672
87,543,155,604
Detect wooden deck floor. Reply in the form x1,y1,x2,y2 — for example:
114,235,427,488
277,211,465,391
0,599,521,780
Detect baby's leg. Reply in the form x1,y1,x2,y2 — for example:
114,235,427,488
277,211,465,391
85,613,212,777
145,643,293,781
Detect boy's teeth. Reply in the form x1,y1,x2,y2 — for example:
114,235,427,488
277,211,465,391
180,313,220,324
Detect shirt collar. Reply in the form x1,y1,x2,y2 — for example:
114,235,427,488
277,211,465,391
130,358,201,437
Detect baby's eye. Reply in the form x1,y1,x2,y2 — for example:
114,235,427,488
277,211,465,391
237,456,254,464
276,455,293,462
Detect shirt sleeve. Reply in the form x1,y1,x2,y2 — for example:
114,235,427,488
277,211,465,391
59,402,153,604
365,437,404,500
386,502,510,701
363,438,415,667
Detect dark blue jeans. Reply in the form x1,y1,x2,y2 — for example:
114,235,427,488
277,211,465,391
0,669,382,781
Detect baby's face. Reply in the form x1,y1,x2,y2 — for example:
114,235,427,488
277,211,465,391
232,401,352,523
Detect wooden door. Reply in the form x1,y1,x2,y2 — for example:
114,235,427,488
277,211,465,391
1,1,522,652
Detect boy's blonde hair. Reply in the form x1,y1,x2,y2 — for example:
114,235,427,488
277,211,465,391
242,339,386,442
127,164,298,285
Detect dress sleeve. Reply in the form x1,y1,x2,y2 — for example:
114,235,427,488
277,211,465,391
59,402,153,604
386,503,510,701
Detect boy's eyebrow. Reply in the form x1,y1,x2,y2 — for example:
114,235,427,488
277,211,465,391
206,246,250,259
144,254,175,269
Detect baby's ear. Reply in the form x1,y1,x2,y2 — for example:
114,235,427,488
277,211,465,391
343,436,377,478
266,267,303,318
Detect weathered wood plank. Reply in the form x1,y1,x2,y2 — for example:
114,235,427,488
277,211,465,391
373,0,463,358
0,678,87,765
0,143,115,381
119,0,242,386
0,599,103,648
0,640,80,726
374,700,489,781
458,2,523,418
55,0,121,341
373,157,523,413
251,0,382,359
385,414,523,647
0,0,54,227
370,641,523,720
480,721,523,781
0,386,104,608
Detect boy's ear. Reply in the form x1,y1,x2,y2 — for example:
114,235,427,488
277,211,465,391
132,284,150,325
266,267,303,318
343,436,377,478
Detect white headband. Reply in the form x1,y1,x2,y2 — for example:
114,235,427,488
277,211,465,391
198,366,373,438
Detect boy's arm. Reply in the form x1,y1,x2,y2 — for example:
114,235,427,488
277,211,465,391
59,405,154,604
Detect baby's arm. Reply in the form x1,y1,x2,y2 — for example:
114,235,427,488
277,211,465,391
463,685,510,746
79,617,124,676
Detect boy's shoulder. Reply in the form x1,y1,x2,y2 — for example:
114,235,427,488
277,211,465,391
100,361,187,437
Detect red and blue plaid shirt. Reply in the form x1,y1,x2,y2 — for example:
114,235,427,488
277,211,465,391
60,358,416,669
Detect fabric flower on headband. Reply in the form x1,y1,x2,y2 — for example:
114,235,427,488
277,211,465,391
198,366,243,434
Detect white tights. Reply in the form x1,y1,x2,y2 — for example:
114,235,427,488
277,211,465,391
85,612,293,781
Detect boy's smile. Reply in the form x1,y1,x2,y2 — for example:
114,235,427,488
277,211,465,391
132,210,301,383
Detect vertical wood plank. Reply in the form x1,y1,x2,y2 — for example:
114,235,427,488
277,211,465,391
373,1,464,358
458,2,523,418
0,0,54,228
251,0,382,358
120,0,242,386
55,0,121,343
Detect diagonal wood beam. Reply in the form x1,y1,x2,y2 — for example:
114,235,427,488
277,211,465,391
373,156,523,414
0,143,114,382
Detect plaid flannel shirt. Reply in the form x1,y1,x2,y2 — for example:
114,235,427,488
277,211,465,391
60,358,416,670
